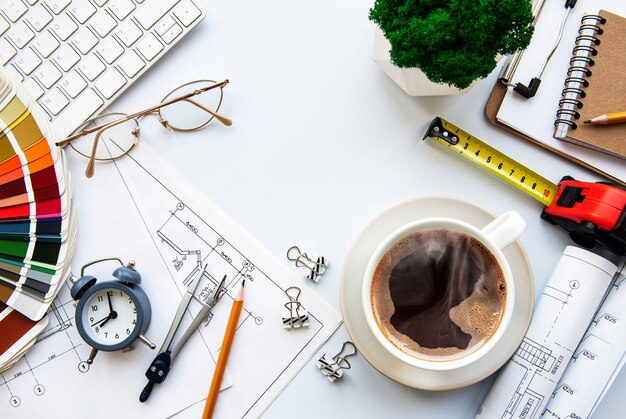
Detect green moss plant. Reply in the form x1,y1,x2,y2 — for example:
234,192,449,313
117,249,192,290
369,0,534,89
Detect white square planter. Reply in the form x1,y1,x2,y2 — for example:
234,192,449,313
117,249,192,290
372,26,477,96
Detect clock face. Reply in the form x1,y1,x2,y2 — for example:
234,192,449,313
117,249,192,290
81,287,139,347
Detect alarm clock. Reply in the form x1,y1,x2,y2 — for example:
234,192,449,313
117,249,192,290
70,257,156,364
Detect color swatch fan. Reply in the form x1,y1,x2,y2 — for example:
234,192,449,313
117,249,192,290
0,69,76,370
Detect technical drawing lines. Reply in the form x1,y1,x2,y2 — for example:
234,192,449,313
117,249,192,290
502,368,545,419
515,338,556,370
593,311,620,328
542,279,579,304
542,280,580,344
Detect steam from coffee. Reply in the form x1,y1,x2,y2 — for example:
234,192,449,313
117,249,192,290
371,228,506,361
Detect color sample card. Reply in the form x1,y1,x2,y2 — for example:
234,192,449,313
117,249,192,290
0,70,76,323
0,301,49,372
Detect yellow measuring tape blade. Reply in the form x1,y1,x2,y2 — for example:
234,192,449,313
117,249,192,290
424,117,558,207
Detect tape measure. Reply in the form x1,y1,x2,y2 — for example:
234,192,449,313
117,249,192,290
423,117,626,256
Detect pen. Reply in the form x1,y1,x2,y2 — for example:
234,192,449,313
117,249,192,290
201,280,245,419
583,111,626,125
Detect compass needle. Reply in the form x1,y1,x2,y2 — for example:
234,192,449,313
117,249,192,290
140,265,227,403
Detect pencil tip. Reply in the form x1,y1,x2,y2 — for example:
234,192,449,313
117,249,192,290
583,120,591,123
242,279,245,287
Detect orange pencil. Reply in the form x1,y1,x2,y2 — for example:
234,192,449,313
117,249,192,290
584,111,626,125
202,280,245,419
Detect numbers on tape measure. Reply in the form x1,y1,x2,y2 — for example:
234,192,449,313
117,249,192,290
428,118,557,206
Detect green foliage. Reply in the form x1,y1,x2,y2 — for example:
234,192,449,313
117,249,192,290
369,0,534,89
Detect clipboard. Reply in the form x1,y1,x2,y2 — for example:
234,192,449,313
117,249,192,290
484,81,626,187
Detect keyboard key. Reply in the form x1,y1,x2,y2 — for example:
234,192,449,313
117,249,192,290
25,3,53,31
0,39,17,65
5,64,24,81
136,33,163,61
108,0,135,20
33,61,62,88
117,50,144,78
1,0,204,136
50,12,78,40
52,43,80,71
40,87,69,115
8,21,35,48
68,0,97,24
77,53,105,80
0,16,9,36
59,70,87,98
23,77,44,99
94,67,126,99
160,22,182,44
114,20,142,47
53,88,104,137
155,16,175,36
134,0,179,30
43,0,71,15
173,0,201,27
89,10,117,37
2,1,28,23
71,27,99,54
14,48,42,74
32,30,59,57
95,37,123,64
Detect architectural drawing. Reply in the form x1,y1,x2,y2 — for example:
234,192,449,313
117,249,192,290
477,247,617,419
542,268,626,419
0,143,340,418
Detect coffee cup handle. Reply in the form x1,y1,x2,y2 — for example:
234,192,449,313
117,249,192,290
481,211,526,250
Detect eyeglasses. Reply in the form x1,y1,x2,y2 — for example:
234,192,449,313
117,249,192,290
56,79,231,178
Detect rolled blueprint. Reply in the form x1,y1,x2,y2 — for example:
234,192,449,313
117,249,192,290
542,267,626,418
477,246,617,419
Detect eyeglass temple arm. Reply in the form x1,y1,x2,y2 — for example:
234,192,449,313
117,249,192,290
83,111,143,177
56,80,230,146
180,98,232,126
84,128,106,178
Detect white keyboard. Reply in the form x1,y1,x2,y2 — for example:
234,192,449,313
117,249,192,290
0,0,205,138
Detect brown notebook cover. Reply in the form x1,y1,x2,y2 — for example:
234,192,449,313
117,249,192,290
554,10,626,159
485,81,625,187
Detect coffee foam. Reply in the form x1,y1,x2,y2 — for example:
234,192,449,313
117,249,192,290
370,228,506,362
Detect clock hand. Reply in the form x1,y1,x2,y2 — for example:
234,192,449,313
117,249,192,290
91,314,111,327
100,310,118,328
107,291,114,314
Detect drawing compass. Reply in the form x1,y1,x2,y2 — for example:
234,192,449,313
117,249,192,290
139,265,226,402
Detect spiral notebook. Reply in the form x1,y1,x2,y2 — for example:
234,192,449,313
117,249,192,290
554,10,626,159
492,1,626,183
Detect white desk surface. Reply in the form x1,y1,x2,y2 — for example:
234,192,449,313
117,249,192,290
102,0,625,417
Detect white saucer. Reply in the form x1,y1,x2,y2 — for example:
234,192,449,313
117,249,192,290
339,196,534,390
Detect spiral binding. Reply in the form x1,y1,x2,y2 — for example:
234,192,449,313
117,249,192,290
555,15,606,132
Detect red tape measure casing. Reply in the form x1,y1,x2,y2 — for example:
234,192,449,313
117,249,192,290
542,178,626,255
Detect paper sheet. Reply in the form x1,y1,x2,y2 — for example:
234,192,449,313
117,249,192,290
496,0,626,181
0,141,341,418
477,246,617,419
542,266,626,418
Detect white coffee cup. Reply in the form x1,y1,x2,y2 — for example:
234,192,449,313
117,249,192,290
362,211,526,371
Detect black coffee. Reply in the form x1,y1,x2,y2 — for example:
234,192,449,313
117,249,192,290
370,228,506,361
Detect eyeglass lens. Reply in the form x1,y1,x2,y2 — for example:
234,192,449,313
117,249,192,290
158,80,224,131
70,113,140,161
